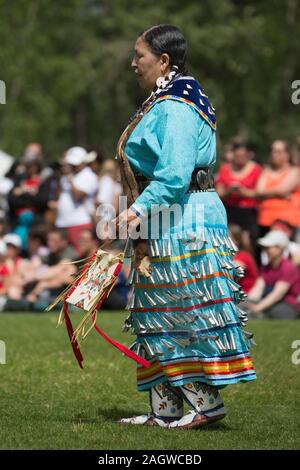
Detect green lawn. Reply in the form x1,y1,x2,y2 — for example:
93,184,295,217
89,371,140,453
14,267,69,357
0,312,299,450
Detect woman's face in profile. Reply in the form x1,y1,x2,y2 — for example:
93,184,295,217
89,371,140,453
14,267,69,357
131,36,169,91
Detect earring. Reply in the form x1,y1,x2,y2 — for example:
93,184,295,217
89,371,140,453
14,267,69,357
156,75,167,89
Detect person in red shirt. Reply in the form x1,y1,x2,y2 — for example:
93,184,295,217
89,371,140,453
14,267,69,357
247,230,300,319
229,224,258,293
216,142,262,241
0,240,9,295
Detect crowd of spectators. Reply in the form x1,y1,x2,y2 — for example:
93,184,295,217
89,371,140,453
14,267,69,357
0,143,127,312
0,137,299,319
216,139,300,319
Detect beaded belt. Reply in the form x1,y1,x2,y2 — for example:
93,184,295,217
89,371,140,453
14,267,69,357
134,167,215,193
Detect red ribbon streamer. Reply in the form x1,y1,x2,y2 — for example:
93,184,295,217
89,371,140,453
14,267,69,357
62,253,151,369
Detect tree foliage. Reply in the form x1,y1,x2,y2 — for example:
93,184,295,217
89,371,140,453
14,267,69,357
0,0,299,161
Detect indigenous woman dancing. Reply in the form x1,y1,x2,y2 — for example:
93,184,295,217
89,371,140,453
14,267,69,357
114,24,256,430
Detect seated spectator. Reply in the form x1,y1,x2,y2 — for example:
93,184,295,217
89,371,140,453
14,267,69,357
246,230,300,319
55,147,99,253
77,228,100,258
2,233,28,300
260,220,300,267
256,140,300,237
24,229,77,304
43,228,77,266
0,240,9,297
216,142,262,242
229,224,258,293
95,158,122,240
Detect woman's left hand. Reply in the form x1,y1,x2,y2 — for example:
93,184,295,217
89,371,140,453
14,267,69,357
112,208,141,235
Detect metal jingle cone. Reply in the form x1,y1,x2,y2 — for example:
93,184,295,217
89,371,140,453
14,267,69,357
169,265,178,282
190,286,203,298
162,266,171,283
210,310,219,326
153,292,168,305
127,341,137,353
126,293,135,310
223,333,231,350
198,312,210,321
173,337,191,348
154,345,164,355
161,316,175,329
152,318,164,331
216,233,225,246
228,279,240,293
166,238,172,257
178,267,188,278
169,315,182,326
134,271,140,283
167,289,181,301
244,330,254,339
184,313,198,324
144,291,157,307
220,258,228,269
122,323,131,333
135,343,143,357
164,292,176,302
195,286,205,297
222,309,232,322
135,296,144,309
148,273,156,284
189,265,198,276
160,339,175,351
238,306,247,315
203,283,212,300
161,239,166,258
228,236,239,253
211,231,220,247
202,229,208,244
215,339,225,352
209,284,215,300
199,260,206,277
143,339,155,357
229,331,237,350
218,312,225,328
179,287,191,299
149,240,156,257
153,265,164,282
153,239,160,257
223,236,232,250
127,266,135,285
192,262,202,278
135,319,147,334
208,310,217,326
122,315,132,332
144,321,155,333
216,279,225,297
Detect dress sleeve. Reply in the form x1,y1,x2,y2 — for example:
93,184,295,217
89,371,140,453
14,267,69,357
130,100,199,217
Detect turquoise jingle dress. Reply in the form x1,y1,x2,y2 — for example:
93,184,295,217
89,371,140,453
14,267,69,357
122,76,256,391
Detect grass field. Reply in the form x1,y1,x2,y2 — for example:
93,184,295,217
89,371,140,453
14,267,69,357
0,312,299,450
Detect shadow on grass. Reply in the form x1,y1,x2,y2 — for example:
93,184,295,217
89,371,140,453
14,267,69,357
94,407,232,432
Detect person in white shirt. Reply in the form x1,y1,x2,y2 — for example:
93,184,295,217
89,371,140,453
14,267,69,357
55,147,99,253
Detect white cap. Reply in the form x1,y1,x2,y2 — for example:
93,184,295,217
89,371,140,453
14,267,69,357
84,151,97,164
3,233,22,248
64,147,87,166
258,230,289,248
64,147,97,166
0,239,7,256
